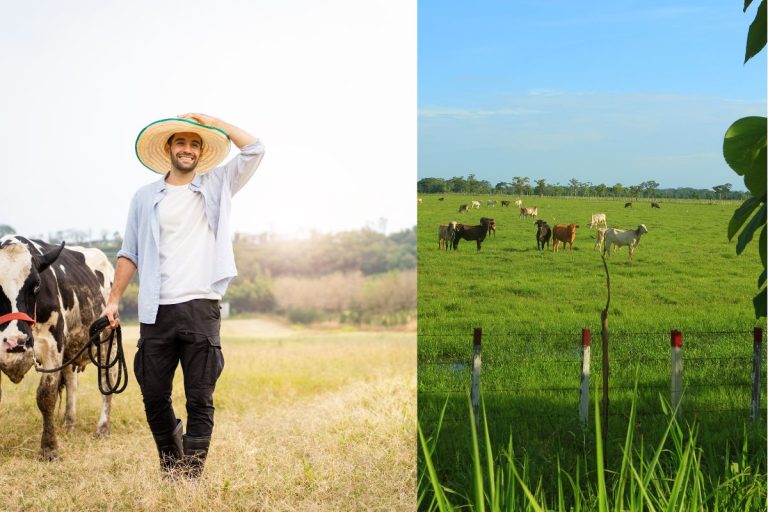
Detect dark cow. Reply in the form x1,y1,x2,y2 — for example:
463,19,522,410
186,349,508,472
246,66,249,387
438,197,445,201
458,204,469,213
534,219,551,251
480,217,497,238
0,236,116,460
500,200,510,207
651,202,661,208
624,202,632,208
453,219,492,251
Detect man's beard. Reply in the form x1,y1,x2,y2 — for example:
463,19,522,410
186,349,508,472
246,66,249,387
170,152,199,173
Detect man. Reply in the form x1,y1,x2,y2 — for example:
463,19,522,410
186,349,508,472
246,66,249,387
101,113,264,479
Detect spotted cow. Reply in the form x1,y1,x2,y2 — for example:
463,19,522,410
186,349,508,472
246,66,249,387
0,236,116,460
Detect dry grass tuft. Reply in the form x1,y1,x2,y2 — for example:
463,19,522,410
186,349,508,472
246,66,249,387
0,321,415,511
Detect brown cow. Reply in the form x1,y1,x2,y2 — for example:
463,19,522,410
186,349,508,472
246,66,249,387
552,224,579,252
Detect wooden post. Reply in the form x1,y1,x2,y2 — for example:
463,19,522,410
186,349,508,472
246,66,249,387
671,330,683,419
579,328,591,428
751,327,763,425
471,328,482,427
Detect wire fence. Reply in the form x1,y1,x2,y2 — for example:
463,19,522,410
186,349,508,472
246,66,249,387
418,328,766,428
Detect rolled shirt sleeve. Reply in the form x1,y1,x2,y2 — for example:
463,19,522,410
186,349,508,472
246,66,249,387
117,192,139,266
223,140,265,195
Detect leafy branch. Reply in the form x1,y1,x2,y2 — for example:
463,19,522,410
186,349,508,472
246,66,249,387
723,0,766,318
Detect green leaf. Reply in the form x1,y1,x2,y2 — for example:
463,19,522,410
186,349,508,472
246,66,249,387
723,116,767,177
754,287,766,319
760,225,767,268
758,269,766,289
736,205,766,254
745,0,767,63
728,196,762,240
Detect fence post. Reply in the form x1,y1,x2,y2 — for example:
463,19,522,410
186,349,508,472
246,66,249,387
751,327,763,425
671,330,683,419
579,328,591,428
471,328,482,427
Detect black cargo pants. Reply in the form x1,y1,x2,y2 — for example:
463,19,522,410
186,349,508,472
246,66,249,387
135,299,225,438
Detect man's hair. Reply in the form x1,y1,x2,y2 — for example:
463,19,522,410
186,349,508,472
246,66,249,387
166,133,204,150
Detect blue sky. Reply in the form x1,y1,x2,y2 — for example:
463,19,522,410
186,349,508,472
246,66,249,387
418,1,766,190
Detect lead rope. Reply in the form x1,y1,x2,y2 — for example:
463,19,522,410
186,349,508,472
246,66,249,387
34,316,128,395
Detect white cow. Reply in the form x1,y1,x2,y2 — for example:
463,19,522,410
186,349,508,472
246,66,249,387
594,227,607,251
589,213,607,228
470,200,481,209
486,200,497,207
514,199,523,208
603,224,648,259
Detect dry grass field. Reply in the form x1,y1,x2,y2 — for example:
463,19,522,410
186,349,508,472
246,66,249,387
0,319,416,511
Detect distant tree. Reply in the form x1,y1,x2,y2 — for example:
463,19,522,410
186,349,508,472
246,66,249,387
712,183,733,199
628,185,642,198
466,173,479,193
534,178,547,196
0,224,15,236
641,180,660,198
595,183,607,197
495,181,512,194
568,179,580,196
611,182,625,197
417,177,447,193
511,176,529,196
446,176,467,193
477,180,493,194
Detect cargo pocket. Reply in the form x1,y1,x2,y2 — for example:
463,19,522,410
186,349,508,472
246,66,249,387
206,335,225,385
133,338,145,390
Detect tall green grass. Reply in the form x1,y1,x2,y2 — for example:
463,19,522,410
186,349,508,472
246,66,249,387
419,386,767,511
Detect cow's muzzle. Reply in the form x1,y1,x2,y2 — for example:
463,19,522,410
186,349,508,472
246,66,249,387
3,334,31,353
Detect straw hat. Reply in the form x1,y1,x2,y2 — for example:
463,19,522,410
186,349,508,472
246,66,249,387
135,118,231,174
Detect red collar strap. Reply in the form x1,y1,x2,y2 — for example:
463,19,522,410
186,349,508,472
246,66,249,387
0,308,36,326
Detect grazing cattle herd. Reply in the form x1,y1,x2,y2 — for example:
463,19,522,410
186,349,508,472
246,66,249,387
431,196,656,259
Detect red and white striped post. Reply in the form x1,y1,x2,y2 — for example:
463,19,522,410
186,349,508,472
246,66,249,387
751,327,763,425
670,330,683,418
471,328,482,426
579,328,592,428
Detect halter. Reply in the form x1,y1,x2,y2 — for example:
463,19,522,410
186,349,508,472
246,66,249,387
0,304,36,326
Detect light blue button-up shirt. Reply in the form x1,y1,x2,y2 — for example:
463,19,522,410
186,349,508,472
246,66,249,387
118,141,265,324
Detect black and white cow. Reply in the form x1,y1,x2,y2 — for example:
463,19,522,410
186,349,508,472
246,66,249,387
0,236,116,460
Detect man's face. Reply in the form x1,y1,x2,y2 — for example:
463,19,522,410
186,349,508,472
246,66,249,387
166,132,203,173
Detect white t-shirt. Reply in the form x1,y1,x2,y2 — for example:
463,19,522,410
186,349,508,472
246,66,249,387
157,183,221,304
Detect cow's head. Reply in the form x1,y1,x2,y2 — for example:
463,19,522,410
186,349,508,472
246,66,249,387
0,239,64,383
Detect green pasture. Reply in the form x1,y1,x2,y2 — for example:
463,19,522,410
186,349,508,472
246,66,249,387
417,194,766,508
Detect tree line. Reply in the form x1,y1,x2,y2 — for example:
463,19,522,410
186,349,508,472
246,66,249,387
417,175,750,200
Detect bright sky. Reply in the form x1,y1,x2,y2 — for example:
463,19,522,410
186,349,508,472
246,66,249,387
418,0,766,190
1,0,415,240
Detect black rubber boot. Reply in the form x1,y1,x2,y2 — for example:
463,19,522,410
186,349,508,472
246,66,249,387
182,435,210,479
153,419,183,477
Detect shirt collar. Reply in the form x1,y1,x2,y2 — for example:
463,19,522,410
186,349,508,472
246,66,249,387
153,172,202,192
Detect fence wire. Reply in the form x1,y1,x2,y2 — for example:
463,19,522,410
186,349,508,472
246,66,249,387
419,329,766,423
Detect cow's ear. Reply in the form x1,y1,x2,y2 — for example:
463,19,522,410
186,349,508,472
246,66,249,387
33,241,65,274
